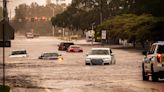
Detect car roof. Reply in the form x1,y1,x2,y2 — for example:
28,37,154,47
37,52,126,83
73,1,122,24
91,48,110,50
153,41,164,45
42,52,58,54
61,42,74,43
12,49,26,52
70,45,80,47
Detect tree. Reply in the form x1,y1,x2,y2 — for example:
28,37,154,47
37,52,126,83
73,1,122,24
0,7,3,20
97,14,164,47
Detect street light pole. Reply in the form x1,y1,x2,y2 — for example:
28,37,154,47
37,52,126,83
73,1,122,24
100,0,103,24
100,0,104,45
49,6,55,36
91,23,95,45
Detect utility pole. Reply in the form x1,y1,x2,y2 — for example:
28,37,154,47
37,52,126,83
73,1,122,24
2,0,8,87
100,0,104,45
100,0,103,24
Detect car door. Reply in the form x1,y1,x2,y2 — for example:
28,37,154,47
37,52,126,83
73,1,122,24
144,45,156,71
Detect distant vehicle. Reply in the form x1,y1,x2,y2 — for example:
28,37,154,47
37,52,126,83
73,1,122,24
142,41,164,81
9,49,28,58
85,48,116,65
67,45,83,52
58,42,74,51
25,32,34,38
34,33,40,38
86,30,95,42
38,52,63,60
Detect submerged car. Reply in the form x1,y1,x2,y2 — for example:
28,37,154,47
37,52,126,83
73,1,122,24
85,48,116,65
58,42,74,51
67,45,83,52
38,52,63,60
9,49,28,58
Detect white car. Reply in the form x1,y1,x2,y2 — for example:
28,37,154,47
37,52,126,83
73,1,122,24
85,48,116,65
9,49,28,58
142,41,164,81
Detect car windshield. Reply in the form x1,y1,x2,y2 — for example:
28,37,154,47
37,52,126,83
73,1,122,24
157,45,164,54
11,51,27,55
43,53,58,57
90,50,109,55
64,43,74,47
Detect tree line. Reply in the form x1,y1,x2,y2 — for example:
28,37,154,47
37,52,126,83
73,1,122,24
51,0,164,47
11,2,65,35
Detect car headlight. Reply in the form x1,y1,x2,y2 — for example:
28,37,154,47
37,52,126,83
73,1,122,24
85,58,91,61
58,57,63,61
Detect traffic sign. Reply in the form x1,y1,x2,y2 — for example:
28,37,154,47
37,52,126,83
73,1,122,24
0,41,11,47
101,30,106,39
0,19,15,40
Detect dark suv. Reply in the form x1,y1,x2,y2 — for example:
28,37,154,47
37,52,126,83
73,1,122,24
58,42,74,51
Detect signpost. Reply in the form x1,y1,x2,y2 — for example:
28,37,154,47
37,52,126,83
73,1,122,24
0,19,15,41
0,0,14,91
101,30,106,39
101,30,106,45
0,41,11,47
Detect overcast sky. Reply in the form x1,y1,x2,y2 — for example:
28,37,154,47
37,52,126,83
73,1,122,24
0,0,72,18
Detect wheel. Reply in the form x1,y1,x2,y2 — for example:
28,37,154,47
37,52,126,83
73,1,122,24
151,64,158,82
105,63,109,65
142,63,149,81
85,63,90,65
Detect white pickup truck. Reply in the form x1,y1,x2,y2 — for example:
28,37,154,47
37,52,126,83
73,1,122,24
142,41,164,81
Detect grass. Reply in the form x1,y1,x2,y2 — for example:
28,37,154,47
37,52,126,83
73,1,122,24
0,85,10,92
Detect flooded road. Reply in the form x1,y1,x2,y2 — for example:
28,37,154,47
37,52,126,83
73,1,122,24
0,36,164,92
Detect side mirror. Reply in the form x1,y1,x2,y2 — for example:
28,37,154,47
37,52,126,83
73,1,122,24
142,50,147,56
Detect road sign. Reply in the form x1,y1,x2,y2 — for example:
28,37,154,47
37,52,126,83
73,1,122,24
0,41,11,47
0,19,15,40
101,30,106,39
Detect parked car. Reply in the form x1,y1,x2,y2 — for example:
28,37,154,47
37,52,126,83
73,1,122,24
67,45,83,52
25,32,34,39
38,52,63,60
9,49,28,58
85,48,116,65
58,42,74,51
142,41,164,81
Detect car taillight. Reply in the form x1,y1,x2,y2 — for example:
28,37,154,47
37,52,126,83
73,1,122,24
157,54,162,64
70,48,73,50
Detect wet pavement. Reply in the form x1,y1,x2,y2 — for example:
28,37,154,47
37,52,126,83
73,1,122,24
0,36,164,92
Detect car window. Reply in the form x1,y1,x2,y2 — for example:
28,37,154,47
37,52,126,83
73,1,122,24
157,45,164,54
149,45,156,54
43,53,58,57
90,50,109,55
11,51,27,55
64,43,74,47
